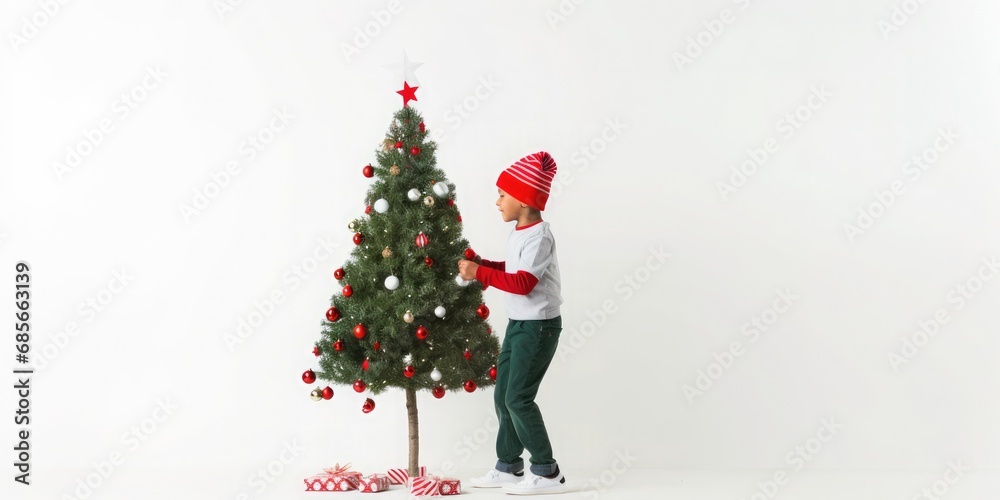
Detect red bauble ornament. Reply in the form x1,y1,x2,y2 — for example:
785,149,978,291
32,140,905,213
362,164,374,178
404,365,415,378
362,357,370,371
354,323,368,339
333,339,344,351
419,122,425,133
432,386,445,399
334,267,345,280
302,370,316,384
342,285,353,297
365,204,372,214
464,380,477,392
457,215,462,223
415,325,429,340
415,232,429,248
395,140,403,149
464,348,472,361
373,340,381,350
489,365,497,381
410,146,421,156
353,232,364,245
322,386,334,400
424,256,434,267
464,248,477,260
353,379,366,392
447,199,454,207
313,346,321,357
476,304,490,320
326,306,341,322
487,327,492,335
362,397,376,413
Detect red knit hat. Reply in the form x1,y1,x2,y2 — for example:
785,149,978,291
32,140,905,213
496,151,557,211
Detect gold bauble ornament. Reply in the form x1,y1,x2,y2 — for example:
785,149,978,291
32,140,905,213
403,310,414,323
310,388,323,401
390,165,400,176
383,139,394,151
348,221,356,232
423,196,434,207
382,246,393,258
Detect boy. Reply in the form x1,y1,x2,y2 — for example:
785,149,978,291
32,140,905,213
457,151,566,495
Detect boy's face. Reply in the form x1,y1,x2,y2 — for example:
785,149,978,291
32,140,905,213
496,189,526,222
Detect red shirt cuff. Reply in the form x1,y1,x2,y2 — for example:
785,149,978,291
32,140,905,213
479,259,506,271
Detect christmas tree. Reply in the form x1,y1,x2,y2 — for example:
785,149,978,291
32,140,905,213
305,98,499,477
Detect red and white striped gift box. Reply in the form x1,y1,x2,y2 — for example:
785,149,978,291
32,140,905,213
409,475,440,497
359,474,391,493
409,475,461,497
387,466,425,485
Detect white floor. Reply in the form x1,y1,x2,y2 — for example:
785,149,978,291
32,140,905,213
11,467,1000,499
457,468,1000,499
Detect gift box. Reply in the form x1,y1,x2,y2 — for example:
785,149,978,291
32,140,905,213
435,477,461,495
359,474,391,493
387,466,425,485
304,463,363,492
304,473,360,492
410,475,461,497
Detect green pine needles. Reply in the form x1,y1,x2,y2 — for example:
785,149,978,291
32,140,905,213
316,105,499,398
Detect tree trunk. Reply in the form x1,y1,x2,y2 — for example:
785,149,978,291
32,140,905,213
406,387,419,477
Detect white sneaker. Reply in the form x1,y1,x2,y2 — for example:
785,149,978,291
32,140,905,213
502,471,567,495
469,468,524,488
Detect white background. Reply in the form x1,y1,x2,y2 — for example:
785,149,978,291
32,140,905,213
2,0,999,498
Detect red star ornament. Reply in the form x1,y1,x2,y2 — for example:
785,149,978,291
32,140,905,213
397,81,419,107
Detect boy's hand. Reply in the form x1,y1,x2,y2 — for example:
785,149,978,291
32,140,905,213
457,259,479,280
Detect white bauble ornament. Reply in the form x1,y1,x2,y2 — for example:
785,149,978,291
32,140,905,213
374,198,389,214
430,368,442,382
432,183,450,197
384,275,399,290
455,274,471,287
434,306,446,318
407,188,421,201
403,310,414,323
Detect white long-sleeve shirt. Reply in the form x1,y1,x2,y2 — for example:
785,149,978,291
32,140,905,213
475,220,563,320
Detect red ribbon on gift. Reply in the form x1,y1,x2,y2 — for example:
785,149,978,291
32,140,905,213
323,462,356,476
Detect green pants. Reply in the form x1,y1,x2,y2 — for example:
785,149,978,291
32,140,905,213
494,316,562,476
